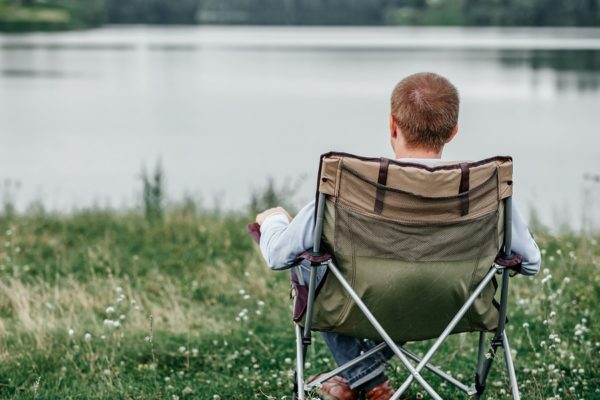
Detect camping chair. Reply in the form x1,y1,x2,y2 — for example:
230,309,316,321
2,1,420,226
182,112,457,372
248,152,523,400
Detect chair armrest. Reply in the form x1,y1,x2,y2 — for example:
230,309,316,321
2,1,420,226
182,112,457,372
495,252,523,274
295,251,332,265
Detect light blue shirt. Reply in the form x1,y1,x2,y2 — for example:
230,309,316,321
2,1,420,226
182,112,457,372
260,159,541,276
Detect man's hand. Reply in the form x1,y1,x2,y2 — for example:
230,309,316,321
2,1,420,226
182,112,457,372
255,207,292,226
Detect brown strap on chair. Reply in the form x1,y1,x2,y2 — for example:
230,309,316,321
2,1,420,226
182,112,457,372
374,158,390,214
459,163,470,216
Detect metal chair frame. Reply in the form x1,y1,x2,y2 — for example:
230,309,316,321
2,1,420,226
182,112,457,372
293,193,521,400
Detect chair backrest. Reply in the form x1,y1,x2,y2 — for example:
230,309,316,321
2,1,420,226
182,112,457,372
309,152,513,342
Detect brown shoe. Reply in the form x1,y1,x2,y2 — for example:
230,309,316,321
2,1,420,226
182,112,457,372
308,374,359,400
364,380,394,400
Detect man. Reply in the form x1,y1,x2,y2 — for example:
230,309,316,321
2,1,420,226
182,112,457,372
255,72,541,400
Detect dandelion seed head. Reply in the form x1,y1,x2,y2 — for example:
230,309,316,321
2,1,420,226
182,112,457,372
105,306,115,314
68,328,75,337
84,333,92,342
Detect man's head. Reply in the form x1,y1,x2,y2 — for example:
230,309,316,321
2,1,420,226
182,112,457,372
390,72,459,158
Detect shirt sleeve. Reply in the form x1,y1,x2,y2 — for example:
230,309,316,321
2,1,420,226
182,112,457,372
259,201,316,270
511,200,542,275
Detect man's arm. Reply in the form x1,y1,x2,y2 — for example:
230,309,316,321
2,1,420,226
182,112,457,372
511,200,541,275
257,201,316,270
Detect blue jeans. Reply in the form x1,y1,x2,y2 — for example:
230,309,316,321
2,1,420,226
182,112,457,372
298,263,394,389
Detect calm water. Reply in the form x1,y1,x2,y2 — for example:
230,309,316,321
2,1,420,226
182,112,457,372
1,26,600,229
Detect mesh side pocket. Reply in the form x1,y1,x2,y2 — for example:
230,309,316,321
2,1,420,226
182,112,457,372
334,205,499,262
337,165,499,224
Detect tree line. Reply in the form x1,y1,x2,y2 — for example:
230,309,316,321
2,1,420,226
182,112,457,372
1,0,599,31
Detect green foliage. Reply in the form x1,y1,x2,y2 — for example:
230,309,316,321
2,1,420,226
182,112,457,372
0,1,71,32
0,209,598,398
0,209,600,400
106,0,199,24
2,0,600,31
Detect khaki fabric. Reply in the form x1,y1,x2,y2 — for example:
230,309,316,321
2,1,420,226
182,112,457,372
305,153,511,342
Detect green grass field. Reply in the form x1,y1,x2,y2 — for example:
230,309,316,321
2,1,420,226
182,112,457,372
0,208,598,399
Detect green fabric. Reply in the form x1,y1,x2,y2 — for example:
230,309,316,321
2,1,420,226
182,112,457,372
306,200,503,342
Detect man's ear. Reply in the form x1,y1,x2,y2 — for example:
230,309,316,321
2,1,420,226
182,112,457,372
446,125,459,143
389,114,397,139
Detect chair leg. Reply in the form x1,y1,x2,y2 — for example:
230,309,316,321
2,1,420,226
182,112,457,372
502,332,520,400
475,332,487,397
475,330,520,400
295,324,305,400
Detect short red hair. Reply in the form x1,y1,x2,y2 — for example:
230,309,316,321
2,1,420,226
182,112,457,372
391,72,459,152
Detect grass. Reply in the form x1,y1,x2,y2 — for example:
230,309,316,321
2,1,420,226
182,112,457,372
0,207,598,399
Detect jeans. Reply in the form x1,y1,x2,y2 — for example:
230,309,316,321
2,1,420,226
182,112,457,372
298,262,394,389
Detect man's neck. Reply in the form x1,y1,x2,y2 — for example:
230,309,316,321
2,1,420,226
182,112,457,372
394,147,442,160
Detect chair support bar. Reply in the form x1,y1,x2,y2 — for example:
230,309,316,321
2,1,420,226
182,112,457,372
295,324,305,400
327,260,444,400
399,347,478,395
303,193,327,344
390,265,500,400
304,342,388,390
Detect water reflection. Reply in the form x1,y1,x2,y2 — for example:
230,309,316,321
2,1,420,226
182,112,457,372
1,68,70,78
500,49,600,91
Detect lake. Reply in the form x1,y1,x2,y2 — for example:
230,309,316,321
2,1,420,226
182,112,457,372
1,26,599,230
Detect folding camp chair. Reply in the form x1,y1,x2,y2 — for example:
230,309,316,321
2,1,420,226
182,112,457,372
248,152,523,400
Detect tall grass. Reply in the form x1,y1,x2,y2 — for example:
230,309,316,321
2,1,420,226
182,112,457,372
0,207,598,399
0,168,598,399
